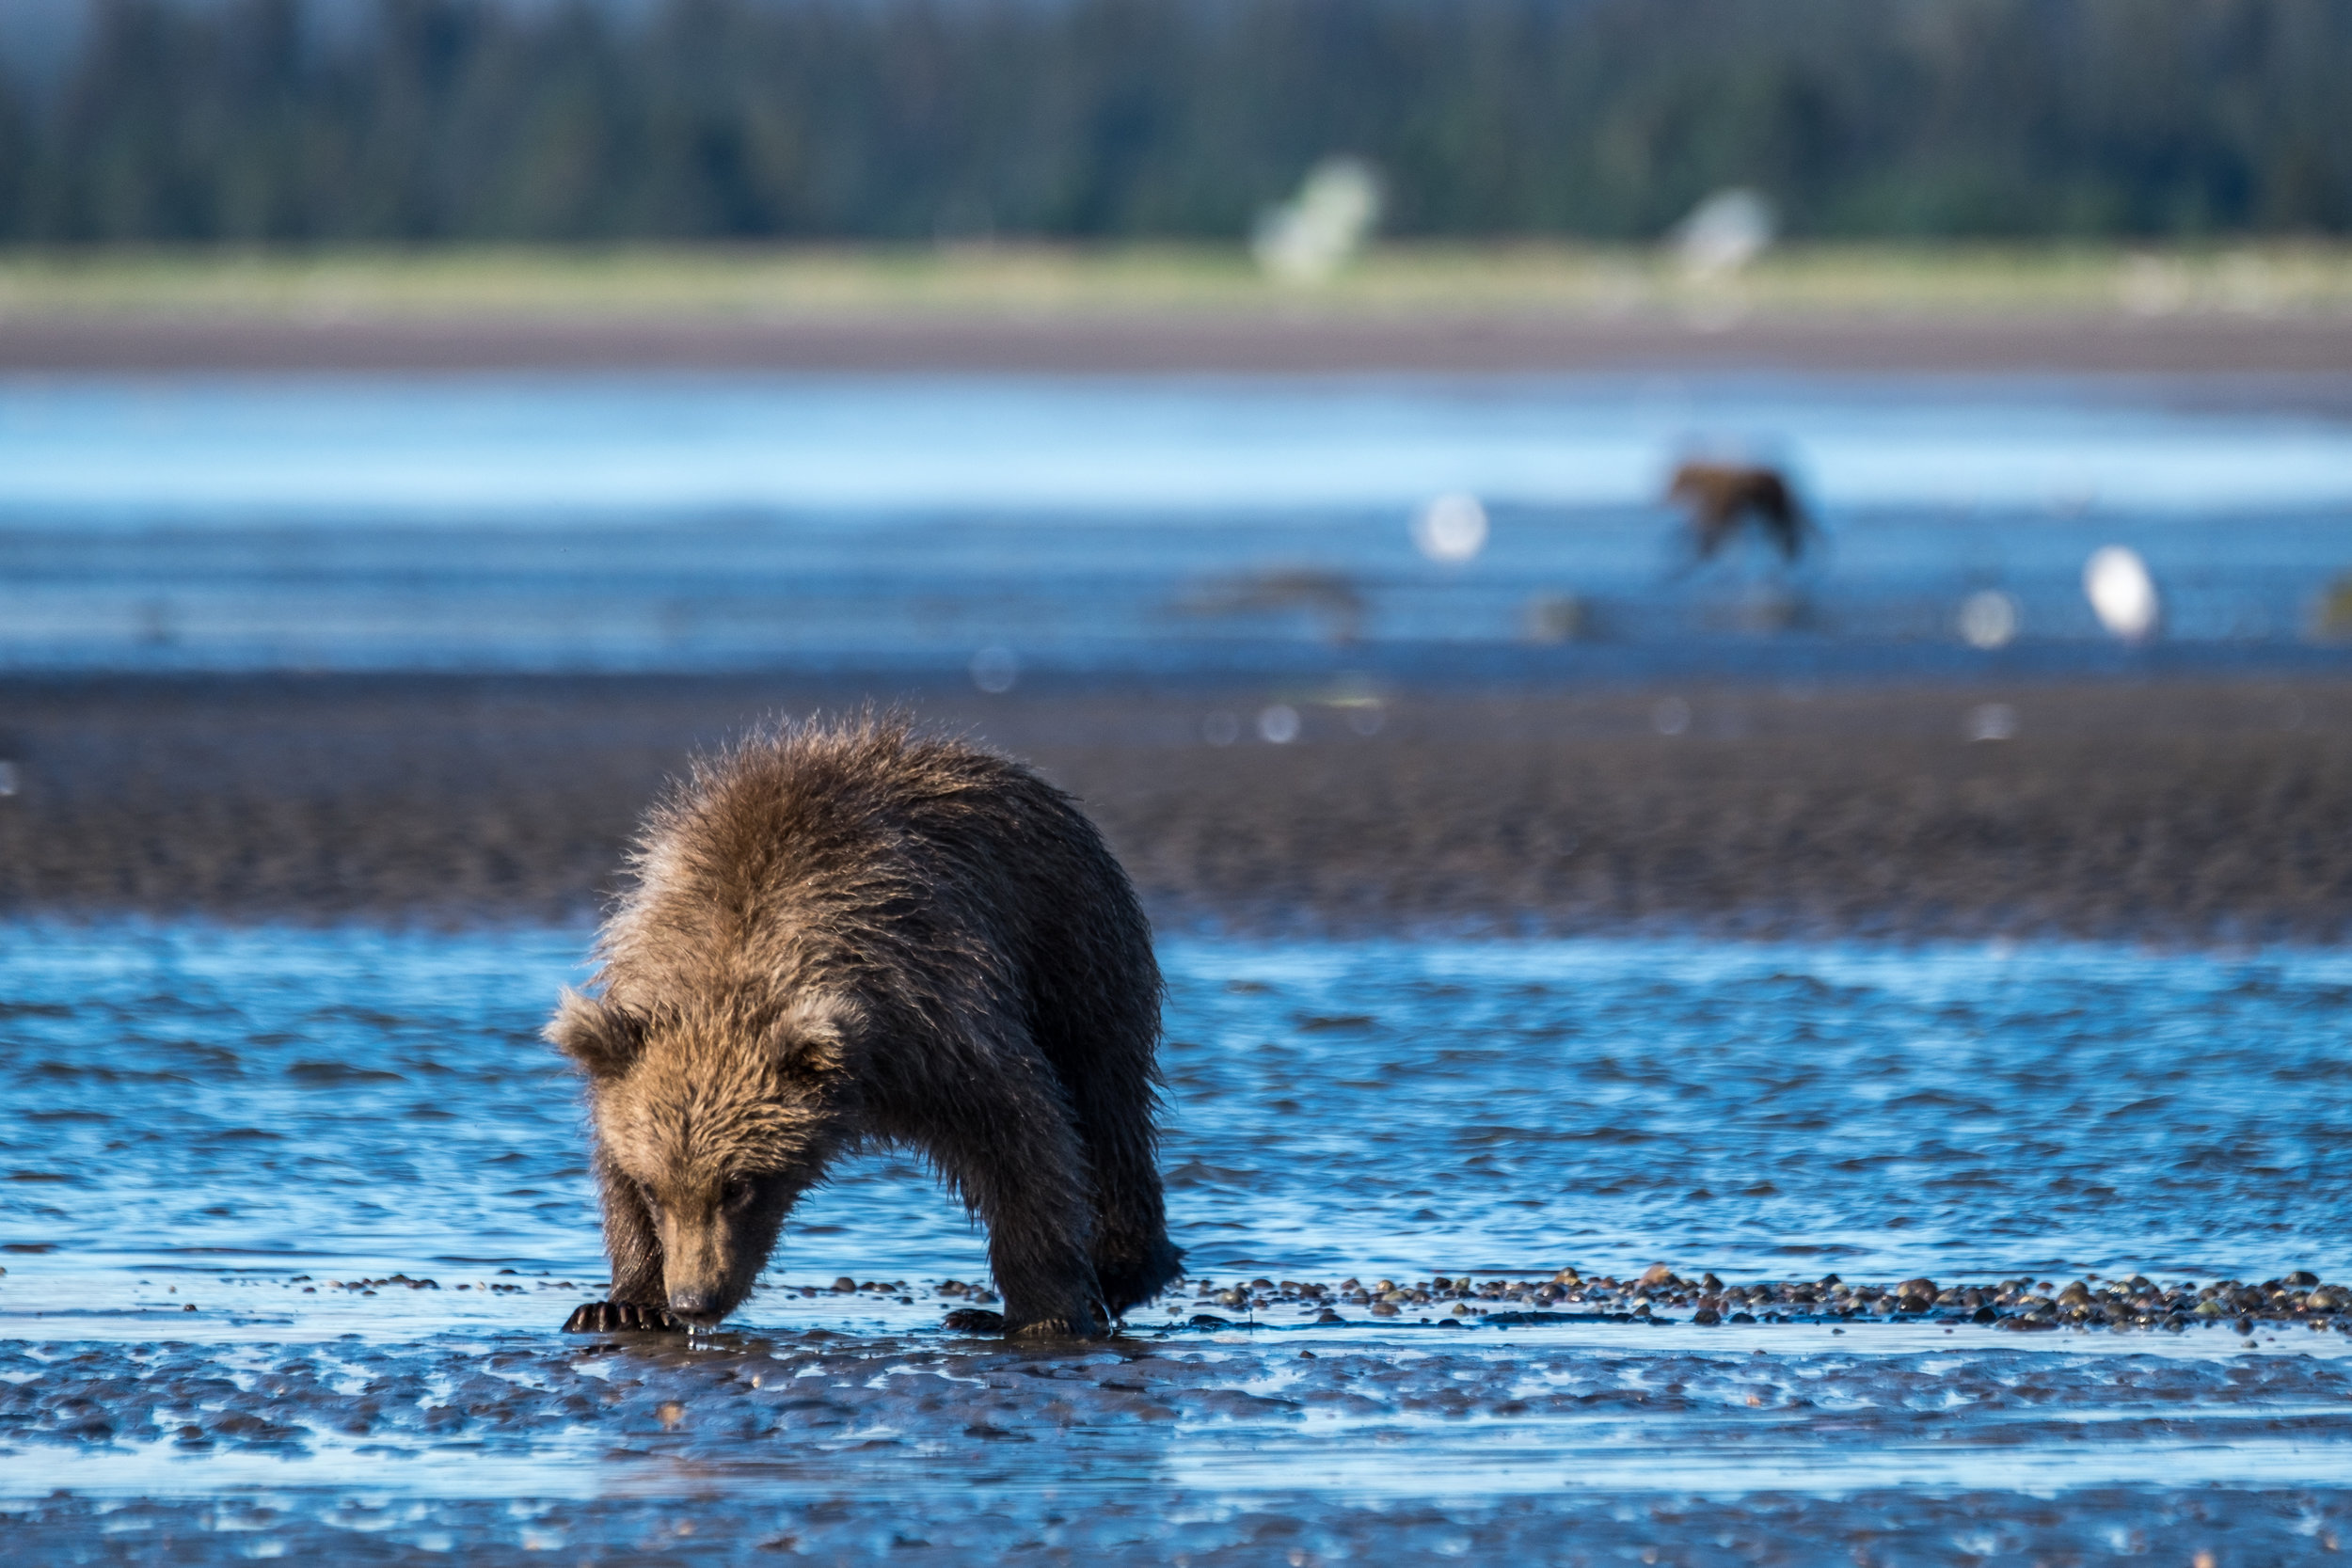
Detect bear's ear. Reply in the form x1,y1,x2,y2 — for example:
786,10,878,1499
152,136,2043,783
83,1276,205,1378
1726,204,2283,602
769,992,859,1075
546,989,646,1079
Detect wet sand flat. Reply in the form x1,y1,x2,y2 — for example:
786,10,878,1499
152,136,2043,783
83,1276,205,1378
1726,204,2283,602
8,307,2352,376
3,672,2349,941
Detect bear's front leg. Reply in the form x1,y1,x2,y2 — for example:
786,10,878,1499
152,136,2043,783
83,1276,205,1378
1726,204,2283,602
563,1144,688,1334
931,1104,1104,1338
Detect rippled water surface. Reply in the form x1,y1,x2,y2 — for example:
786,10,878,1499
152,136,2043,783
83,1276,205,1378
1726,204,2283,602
8,927,2352,1292
4,925,2350,1560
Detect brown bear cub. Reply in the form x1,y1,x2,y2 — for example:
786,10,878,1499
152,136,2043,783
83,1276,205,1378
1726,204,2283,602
549,714,1181,1339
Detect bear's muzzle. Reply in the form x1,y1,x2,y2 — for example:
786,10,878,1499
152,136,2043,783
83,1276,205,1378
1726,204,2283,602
666,1283,723,1323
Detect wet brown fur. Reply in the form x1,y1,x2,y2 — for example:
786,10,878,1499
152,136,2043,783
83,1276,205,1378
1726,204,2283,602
548,713,1179,1338
1667,461,1808,563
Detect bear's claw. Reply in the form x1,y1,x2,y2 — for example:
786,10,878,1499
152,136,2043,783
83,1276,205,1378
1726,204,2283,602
563,1300,688,1334
941,1308,1108,1338
1009,1314,1104,1339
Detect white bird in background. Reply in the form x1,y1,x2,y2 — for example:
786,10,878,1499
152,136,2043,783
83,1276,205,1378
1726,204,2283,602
2084,546,2160,641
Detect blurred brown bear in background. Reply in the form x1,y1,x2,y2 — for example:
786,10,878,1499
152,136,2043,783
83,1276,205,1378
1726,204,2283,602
1667,461,1809,563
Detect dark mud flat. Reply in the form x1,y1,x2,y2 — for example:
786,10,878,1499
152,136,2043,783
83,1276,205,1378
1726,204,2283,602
4,672,2352,941
5,1324,2352,1565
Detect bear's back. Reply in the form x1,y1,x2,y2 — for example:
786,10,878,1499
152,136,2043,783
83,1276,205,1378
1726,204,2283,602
599,717,1157,1066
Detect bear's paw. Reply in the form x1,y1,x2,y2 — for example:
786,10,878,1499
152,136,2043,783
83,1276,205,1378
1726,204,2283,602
563,1300,689,1334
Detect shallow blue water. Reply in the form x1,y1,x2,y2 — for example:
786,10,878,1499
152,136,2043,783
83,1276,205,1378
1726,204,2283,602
5,923,2350,1542
4,924,2347,1302
9,373,2352,516
4,372,2351,673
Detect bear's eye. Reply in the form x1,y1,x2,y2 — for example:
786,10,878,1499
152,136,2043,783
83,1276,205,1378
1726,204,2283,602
723,1178,757,1212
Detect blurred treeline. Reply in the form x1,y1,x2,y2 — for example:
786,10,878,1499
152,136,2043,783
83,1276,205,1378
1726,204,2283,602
2,0,2347,244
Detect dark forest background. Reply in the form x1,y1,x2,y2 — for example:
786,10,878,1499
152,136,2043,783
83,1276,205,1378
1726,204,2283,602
1,0,2347,245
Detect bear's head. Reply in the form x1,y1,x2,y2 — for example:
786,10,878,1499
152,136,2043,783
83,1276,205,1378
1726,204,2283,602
548,987,861,1326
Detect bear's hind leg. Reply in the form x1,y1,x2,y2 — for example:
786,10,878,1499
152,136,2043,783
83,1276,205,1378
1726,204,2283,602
1085,1134,1183,1321
1094,1227,1184,1323
1058,1047,1184,1321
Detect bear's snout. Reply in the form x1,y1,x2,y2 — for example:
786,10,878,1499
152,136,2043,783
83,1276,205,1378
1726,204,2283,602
649,1205,748,1325
666,1283,723,1323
